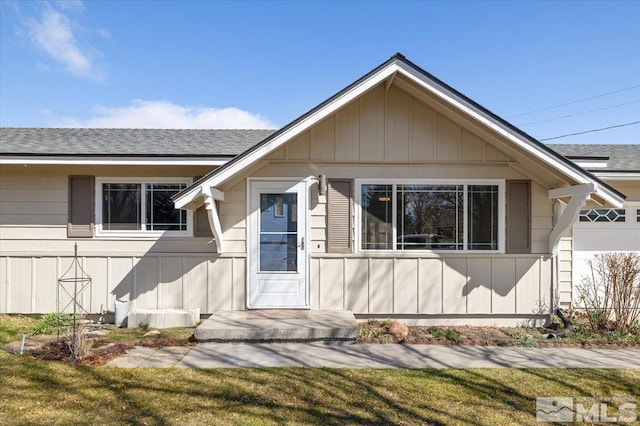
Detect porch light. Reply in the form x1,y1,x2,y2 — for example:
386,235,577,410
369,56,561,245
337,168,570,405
318,174,327,197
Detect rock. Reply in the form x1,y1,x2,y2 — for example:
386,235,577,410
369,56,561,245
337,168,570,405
143,330,161,338
387,321,409,338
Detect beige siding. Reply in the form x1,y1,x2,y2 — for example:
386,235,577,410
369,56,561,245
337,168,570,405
1,82,560,317
0,254,246,314
270,84,514,165
557,237,573,308
312,254,552,319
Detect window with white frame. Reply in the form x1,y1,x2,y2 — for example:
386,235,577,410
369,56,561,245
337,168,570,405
359,181,502,251
96,178,191,236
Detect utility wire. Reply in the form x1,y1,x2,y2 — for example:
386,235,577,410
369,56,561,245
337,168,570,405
539,120,640,141
520,99,640,126
507,84,640,119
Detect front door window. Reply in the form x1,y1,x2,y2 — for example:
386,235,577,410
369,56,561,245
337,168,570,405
259,193,298,272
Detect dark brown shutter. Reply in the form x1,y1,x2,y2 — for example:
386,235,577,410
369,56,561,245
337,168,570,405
506,180,531,254
68,175,94,238
327,179,353,253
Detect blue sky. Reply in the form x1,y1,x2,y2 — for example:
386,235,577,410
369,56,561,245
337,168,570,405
1,1,638,144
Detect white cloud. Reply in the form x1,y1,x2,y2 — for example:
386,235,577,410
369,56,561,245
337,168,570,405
57,100,276,129
27,3,104,80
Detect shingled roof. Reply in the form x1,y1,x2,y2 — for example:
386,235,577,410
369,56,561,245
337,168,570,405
0,128,275,156
548,144,640,172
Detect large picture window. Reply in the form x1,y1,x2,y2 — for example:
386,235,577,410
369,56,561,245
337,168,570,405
97,178,191,236
360,181,502,252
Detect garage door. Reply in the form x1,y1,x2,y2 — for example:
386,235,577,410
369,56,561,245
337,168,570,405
572,206,640,288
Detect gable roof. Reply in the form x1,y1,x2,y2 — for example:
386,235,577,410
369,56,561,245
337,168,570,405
173,53,625,208
548,144,640,172
0,128,274,157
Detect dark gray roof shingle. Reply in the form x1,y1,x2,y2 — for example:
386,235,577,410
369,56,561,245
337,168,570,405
0,128,275,156
547,144,640,172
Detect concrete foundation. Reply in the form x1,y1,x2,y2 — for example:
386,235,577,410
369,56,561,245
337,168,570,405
128,309,200,329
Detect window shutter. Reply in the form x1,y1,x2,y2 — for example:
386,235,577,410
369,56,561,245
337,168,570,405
68,176,95,238
327,179,353,253
506,180,531,254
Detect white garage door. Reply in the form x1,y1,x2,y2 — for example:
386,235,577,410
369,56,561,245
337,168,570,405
572,206,640,288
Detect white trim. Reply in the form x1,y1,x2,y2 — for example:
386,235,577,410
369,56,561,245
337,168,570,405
202,186,225,253
593,172,640,181
393,61,623,208
0,156,229,166
95,177,193,238
174,64,400,208
548,183,594,254
573,160,608,169
355,178,505,254
173,57,625,209
246,178,310,309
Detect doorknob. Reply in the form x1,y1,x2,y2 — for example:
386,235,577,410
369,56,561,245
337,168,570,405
299,237,305,250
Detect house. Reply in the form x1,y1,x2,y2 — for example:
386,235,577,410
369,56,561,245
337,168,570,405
0,54,629,326
548,144,640,303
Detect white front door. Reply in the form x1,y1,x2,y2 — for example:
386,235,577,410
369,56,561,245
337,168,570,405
248,180,308,308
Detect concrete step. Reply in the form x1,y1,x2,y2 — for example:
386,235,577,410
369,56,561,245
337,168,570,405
193,310,359,342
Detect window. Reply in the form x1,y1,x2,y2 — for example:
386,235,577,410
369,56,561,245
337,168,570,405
359,181,502,252
579,209,626,223
96,178,191,236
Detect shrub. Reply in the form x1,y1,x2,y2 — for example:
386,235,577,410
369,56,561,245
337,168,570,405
32,313,75,335
445,328,461,342
576,252,640,333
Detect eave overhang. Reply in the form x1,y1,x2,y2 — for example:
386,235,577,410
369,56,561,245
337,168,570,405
0,154,231,166
173,53,626,209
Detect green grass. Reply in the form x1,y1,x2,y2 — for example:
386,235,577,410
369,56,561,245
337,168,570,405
0,315,38,345
102,324,195,343
0,351,638,425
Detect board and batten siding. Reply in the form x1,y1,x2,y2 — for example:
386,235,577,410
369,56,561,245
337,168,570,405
309,254,552,324
1,164,247,314
0,254,245,314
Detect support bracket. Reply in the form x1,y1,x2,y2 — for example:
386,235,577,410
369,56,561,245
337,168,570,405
548,183,595,254
203,187,225,253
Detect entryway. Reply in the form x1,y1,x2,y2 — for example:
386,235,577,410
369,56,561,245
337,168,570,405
248,180,309,309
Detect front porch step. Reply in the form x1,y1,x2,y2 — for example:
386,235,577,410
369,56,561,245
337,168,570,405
193,310,359,342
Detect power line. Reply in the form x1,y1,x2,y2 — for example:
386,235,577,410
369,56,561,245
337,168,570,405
507,84,640,119
520,99,640,126
539,120,640,141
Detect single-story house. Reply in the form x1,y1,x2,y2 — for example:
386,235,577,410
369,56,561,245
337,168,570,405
0,54,632,325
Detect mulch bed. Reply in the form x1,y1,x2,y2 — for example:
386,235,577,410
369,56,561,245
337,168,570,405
356,321,640,348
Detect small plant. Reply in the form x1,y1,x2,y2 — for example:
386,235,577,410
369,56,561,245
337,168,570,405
32,313,75,335
445,328,461,342
431,329,444,339
606,330,626,342
138,321,150,331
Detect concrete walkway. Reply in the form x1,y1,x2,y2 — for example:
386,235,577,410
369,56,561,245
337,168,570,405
106,342,640,369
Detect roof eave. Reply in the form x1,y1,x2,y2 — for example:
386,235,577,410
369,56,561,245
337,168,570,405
173,54,626,208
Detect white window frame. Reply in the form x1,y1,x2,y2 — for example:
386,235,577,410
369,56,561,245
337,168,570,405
355,179,505,254
95,177,193,238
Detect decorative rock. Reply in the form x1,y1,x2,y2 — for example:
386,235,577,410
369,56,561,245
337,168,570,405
143,330,161,338
388,321,409,338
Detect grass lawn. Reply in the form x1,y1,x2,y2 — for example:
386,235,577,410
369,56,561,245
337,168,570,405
0,315,38,345
1,352,638,425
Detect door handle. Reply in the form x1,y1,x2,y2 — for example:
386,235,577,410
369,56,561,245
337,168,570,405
299,237,305,250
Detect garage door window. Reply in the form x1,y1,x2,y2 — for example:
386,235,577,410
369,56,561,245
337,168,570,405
579,209,626,223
